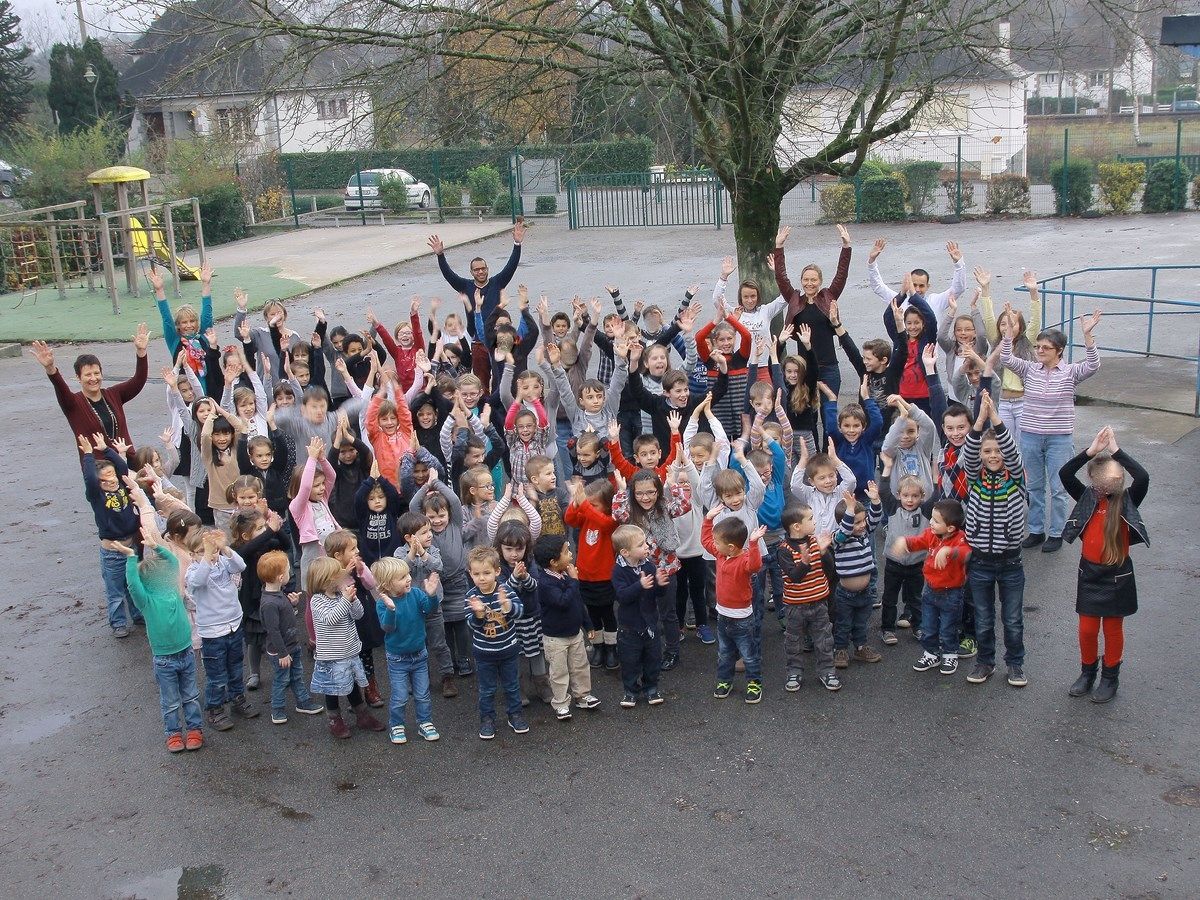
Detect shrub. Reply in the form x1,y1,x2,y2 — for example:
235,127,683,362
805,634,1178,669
467,164,502,209
1142,160,1189,213
8,120,123,211
1096,162,1145,214
819,183,855,223
1192,175,1200,209
378,177,409,213
492,194,514,216
985,174,1030,215
901,161,943,216
859,175,906,222
842,159,888,185
941,176,976,214
437,180,467,211
535,195,557,215
1049,158,1095,215
175,182,247,246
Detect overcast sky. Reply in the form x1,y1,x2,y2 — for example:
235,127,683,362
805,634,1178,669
9,0,147,49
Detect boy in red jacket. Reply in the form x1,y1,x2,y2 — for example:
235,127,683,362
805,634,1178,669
892,499,972,676
701,508,767,704
563,477,620,670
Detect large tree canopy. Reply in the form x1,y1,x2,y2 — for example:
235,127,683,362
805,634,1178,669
126,0,1162,274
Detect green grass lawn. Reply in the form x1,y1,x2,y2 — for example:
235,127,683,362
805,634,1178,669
1028,117,1200,180
0,264,309,343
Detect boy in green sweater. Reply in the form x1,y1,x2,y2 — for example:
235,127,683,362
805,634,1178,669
109,527,204,753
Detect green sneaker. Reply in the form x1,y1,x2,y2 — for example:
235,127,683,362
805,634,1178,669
713,681,732,699
745,680,763,704
958,637,977,659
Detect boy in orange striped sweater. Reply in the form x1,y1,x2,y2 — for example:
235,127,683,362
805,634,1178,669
776,504,841,692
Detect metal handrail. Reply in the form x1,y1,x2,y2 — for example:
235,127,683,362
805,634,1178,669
1014,265,1200,416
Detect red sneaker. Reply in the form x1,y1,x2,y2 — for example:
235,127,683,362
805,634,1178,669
166,733,186,753
184,729,204,751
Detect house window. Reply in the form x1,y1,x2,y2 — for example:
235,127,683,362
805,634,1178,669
913,92,970,132
1087,71,1107,88
1041,72,1059,85
315,98,349,120
215,107,255,140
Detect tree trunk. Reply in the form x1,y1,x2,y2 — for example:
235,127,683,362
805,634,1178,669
729,176,783,297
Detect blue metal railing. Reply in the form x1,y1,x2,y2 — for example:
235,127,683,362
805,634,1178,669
1013,265,1200,416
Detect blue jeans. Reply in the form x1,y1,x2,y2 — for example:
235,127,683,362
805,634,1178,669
716,614,761,682
969,556,1026,666
153,648,202,736
475,650,521,720
1020,432,1074,538
818,363,842,398
387,649,433,726
99,545,140,630
616,627,662,695
919,586,964,656
759,538,785,623
554,417,573,488
269,651,313,712
201,627,245,709
833,582,874,649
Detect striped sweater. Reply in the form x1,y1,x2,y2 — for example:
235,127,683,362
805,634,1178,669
832,501,883,578
465,586,524,656
960,423,1028,555
776,537,829,605
1000,340,1099,435
309,592,364,661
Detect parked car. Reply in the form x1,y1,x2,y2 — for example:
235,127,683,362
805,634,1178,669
0,159,28,199
344,168,432,211
1172,99,1200,112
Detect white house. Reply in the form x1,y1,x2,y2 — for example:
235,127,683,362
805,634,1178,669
777,40,1028,177
120,0,374,155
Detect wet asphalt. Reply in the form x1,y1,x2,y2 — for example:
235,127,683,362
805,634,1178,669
1,216,1198,899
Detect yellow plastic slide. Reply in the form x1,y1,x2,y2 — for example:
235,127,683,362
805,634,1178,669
130,214,201,280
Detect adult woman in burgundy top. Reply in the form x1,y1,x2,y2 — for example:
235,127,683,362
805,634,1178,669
771,224,852,394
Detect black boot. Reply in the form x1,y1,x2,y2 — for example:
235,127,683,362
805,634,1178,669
604,643,620,670
587,642,603,668
1068,661,1098,697
1091,662,1120,703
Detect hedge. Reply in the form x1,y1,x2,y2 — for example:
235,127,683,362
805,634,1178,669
281,138,655,190
859,175,906,222
535,195,557,215
901,161,943,216
1049,158,1095,215
1097,162,1144,214
1142,160,1189,213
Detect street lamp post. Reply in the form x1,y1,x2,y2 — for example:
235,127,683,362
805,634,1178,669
84,63,99,119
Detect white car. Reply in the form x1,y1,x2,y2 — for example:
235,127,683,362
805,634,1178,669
344,168,432,211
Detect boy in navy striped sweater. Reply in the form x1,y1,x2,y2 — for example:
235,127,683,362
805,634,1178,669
960,392,1029,687
831,483,884,669
465,546,528,740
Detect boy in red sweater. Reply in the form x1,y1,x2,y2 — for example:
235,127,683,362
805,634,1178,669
701,508,766,704
563,477,620,670
892,499,972,676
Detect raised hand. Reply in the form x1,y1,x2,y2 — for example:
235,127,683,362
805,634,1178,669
233,287,248,311
946,291,958,314
76,433,93,455
901,272,914,297
147,267,165,294
865,480,880,504
946,241,962,263
667,410,682,434
307,437,325,459
922,342,937,373
512,218,525,244
774,227,790,249
92,431,108,451
1022,270,1037,292
132,323,151,355
868,237,886,264
859,375,869,400
973,266,991,290
749,524,768,543
409,295,421,318
836,223,850,247
1085,427,1108,457
111,436,131,457
427,234,445,255
200,261,214,286
890,297,904,331
827,298,841,327
1080,309,1102,339
31,340,55,372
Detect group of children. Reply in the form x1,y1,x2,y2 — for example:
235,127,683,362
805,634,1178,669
65,227,1149,752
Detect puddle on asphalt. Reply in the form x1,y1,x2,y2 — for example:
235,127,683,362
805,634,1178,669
0,710,72,747
111,865,235,899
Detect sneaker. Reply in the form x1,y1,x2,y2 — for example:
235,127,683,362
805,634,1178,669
697,625,716,645
661,652,679,672
913,652,940,672
230,696,259,719
940,655,959,676
417,722,440,741
872,599,882,609
802,635,814,652
184,729,204,751
1021,532,1045,549
966,662,995,684
390,725,407,745
294,700,324,715
479,717,496,740
713,681,732,699
896,616,911,630
508,714,530,734
555,706,573,720
958,637,977,659
745,680,762,704
882,631,898,646
785,673,801,692
1006,665,1028,687
166,733,186,753
575,694,602,709
833,648,850,669
113,626,130,639
820,672,842,692
646,690,665,706
1041,537,1063,553
854,644,882,663
206,706,234,731
271,710,288,725
619,693,637,708
245,673,260,691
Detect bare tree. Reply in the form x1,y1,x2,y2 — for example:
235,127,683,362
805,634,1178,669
117,0,1166,276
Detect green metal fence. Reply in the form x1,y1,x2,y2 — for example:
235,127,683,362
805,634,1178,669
1117,153,1200,175
567,171,724,228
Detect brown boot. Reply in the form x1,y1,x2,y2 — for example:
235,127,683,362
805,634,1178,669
442,674,458,698
854,644,882,663
354,704,386,733
328,713,351,739
364,678,384,708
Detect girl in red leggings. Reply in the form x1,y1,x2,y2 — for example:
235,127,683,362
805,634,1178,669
1059,426,1149,703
